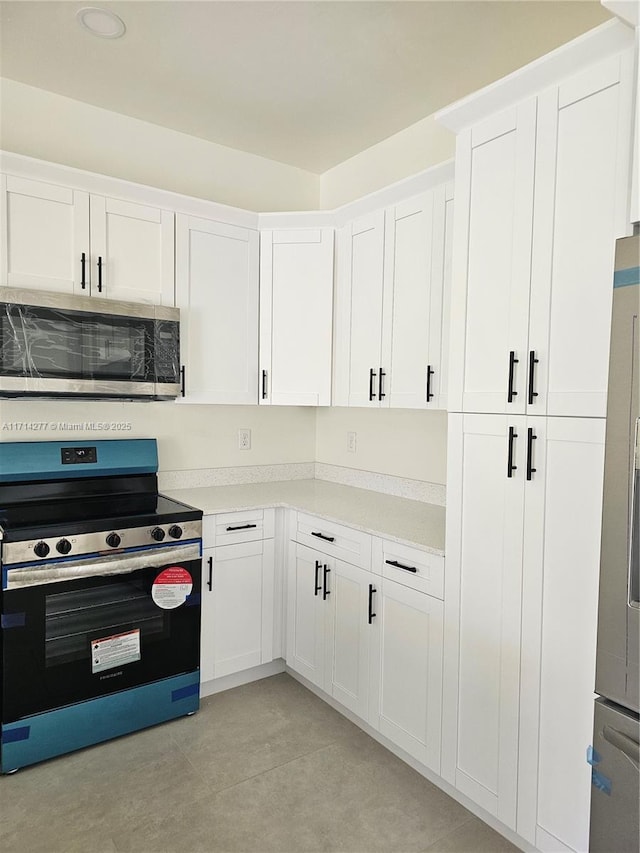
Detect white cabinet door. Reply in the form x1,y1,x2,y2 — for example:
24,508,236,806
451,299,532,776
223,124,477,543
259,228,334,406
200,547,215,684
337,211,386,407
208,539,275,680
326,559,373,719
89,196,174,305
286,542,329,688
175,214,259,404
369,578,443,773
518,417,606,852
0,175,89,294
443,413,525,828
383,185,453,410
448,102,536,415
529,54,633,419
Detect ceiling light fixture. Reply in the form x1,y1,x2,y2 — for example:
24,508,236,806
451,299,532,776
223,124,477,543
76,7,126,39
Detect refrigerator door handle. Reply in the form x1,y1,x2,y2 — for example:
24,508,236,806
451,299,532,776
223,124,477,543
603,724,640,768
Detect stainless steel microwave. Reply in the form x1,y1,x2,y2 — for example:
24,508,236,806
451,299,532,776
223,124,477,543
0,287,181,399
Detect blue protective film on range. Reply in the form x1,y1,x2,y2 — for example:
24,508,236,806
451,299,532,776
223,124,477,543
591,769,612,795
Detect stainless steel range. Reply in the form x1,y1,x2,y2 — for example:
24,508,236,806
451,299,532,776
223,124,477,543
0,438,203,772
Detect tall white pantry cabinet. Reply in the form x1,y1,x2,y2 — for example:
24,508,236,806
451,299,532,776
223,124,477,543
437,20,635,853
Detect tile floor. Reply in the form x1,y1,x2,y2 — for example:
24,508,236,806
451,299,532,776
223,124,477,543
0,673,519,853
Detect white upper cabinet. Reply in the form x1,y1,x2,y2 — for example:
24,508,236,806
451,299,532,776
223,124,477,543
175,214,259,404
334,178,453,410
259,228,334,406
336,210,386,407
446,48,634,418
89,196,174,305
0,174,175,305
1,175,89,295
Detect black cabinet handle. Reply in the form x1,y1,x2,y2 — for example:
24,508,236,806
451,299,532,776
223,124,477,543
262,369,268,400
97,256,103,293
526,427,537,481
368,584,377,624
507,426,518,478
226,524,257,531
385,559,417,574
379,368,386,400
323,564,331,600
426,365,435,402
508,351,519,403
311,531,335,543
80,252,87,289
180,365,186,397
207,555,213,592
369,368,377,401
528,351,539,406
314,560,322,596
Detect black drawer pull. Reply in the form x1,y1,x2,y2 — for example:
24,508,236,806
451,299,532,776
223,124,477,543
261,369,268,400
507,351,519,403
426,365,435,402
323,564,331,600
314,560,322,596
80,252,87,289
97,256,103,292
368,584,377,624
379,367,386,400
528,350,539,406
311,531,335,543
385,559,417,574
526,427,537,481
180,365,186,397
369,368,377,401
226,524,257,531
207,555,213,591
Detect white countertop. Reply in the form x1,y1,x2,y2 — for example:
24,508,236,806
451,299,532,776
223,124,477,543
164,479,445,555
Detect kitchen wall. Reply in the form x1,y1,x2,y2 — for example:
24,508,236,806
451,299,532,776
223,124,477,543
0,399,317,475
0,78,319,212
315,407,447,486
319,113,455,208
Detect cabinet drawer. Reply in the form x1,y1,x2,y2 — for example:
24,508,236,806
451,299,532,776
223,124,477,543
293,512,371,570
203,509,275,548
373,538,444,600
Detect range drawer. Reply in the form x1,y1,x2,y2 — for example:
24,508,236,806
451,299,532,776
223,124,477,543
203,508,275,548
292,512,371,570
373,537,444,600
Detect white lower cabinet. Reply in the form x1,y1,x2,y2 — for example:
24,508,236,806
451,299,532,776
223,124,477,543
368,576,443,774
444,413,606,848
200,516,275,683
286,540,372,720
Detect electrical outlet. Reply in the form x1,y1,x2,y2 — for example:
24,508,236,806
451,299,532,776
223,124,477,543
238,429,251,450
347,431,357,453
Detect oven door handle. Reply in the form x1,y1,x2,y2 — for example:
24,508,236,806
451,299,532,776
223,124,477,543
5,543,202,590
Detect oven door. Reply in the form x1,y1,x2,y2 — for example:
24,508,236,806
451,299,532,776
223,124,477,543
1,543,201,722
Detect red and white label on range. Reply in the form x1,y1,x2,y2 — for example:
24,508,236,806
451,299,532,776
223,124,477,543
92,629,141,674
152,566,193,610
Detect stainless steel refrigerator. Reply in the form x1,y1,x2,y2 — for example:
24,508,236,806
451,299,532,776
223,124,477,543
590,234,640,853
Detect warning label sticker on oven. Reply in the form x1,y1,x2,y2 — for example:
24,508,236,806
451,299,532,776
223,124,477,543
92,629,141,674
152,566,193,610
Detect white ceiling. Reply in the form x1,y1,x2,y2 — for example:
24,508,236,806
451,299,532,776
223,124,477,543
0,1,611,173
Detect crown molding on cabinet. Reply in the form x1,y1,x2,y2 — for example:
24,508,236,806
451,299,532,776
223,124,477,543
435,19,634,133
602,0,640,28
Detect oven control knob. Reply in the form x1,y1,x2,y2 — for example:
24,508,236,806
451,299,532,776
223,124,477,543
56,538,72,555
150,527,165,542
106,532,121,548
168,525,183,539
34,541,50,558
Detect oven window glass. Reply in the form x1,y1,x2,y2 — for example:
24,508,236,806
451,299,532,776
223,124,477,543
45,579,168,667
0,303,153,382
